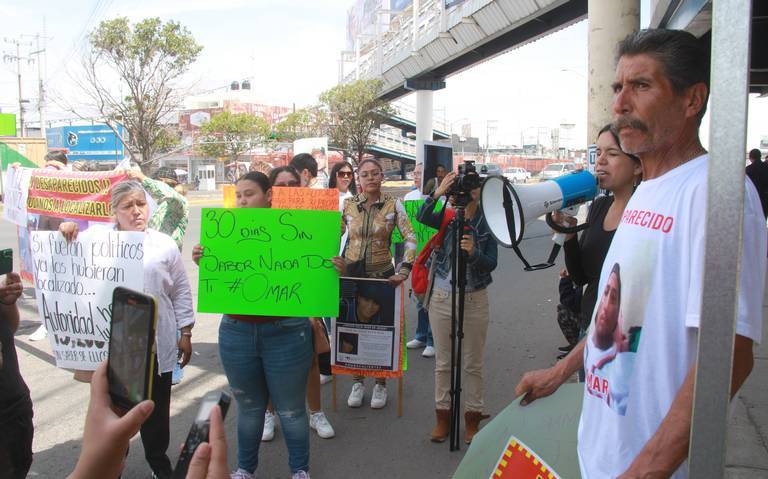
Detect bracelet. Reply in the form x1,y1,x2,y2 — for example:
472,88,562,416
180,332,192,337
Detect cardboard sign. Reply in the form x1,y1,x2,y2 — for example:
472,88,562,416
30,229,145,370
331,279,405,378
271,187,338,211
391,199,438,254
2,166,33,226
26,169,128,221
197,208,341,317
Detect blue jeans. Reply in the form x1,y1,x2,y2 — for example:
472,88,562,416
218,316,313,474
415,302,434,347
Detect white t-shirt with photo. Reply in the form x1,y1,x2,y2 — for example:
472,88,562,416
577,154,766,478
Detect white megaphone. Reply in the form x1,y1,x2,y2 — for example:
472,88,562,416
480,170,597,271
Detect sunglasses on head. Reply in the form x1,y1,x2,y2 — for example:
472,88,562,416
337,171,353,178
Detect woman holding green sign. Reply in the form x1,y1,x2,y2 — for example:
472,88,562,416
192,171,314,479
332,158,417,410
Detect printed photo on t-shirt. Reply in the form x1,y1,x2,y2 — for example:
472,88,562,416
585,262,642,415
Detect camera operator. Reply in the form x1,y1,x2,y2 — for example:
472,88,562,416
417,168,498,445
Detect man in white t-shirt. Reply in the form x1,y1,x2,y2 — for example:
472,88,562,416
514,29,765,478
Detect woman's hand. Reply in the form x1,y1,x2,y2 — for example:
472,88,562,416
178,332,192,368
331,256,346,275
433,172,457,198
551,210,577,241
192,244,204,266
387,274,406,287
125,169,146,182
59,221,80,242
459,234,475,257
0,272,23,306
67,362,155,479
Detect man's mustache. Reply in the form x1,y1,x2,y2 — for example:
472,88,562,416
612,116,649,133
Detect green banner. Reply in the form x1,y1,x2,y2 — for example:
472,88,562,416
392,199,438,254
197,208,341,317
0,113,16,137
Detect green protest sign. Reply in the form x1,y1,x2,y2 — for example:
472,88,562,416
197,208,341,317
392,199,438,254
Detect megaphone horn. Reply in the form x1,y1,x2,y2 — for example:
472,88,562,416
480,170,597,270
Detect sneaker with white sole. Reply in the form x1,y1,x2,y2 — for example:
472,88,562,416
422,346,435,358
29,324,47,341
370,384,387,409
347,382,364,408
291,471,310,479
231,469,255,479
309,411,335,438
406,339,426,349
262,410,276,441
320,374,333,385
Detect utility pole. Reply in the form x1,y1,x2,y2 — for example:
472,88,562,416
3,37,33,137
29,33,47,141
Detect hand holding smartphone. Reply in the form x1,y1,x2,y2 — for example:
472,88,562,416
107,287,158,410
172,390,231,478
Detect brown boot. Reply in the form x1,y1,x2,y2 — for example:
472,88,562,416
430,409,451,443
464,411,490,444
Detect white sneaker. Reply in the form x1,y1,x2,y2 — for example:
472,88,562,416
406,338,426,349
231,469,255,479
370,384,387,409
422,346,435,358
309,411,335,438
29,324,48,341
347,382,364,408
320,374,333,385
262,410,276,441
291,471,310,479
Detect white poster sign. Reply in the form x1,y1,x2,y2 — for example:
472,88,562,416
2,166,32,227
30,229,145,370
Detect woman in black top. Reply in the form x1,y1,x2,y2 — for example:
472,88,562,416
556,125,641,348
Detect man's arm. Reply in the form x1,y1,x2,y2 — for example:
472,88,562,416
619,334,754,478
514,338,586,405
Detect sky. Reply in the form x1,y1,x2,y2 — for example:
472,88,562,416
1,0,766,150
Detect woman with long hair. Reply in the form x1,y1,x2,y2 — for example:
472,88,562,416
331,158,417,410
192,171,314,479
554,124,642,355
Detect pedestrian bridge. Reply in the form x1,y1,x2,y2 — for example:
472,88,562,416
342,0,587,101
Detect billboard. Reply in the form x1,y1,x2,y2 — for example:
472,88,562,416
346,0,413,50
46,124,125,161
0,113,17,137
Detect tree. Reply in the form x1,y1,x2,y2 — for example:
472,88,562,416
82,17,202,172
274,106,328,142
197,111,270,163
318,79,395,164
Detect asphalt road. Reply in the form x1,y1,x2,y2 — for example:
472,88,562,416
5,200,570,479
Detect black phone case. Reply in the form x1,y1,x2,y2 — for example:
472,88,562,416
172,392,231,479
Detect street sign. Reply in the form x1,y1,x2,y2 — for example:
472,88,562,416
46,124,125,161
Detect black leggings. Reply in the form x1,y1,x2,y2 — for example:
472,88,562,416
0,411,33,479
140,370,173,478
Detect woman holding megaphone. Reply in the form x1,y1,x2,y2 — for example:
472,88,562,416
553,124,641,355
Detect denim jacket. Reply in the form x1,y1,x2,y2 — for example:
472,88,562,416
416,196,498,293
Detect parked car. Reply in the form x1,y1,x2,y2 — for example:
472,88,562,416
474,163,503,177
539,162,577,180
503,167,531,183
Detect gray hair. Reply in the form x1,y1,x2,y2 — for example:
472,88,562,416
617,29,710,123
110,180,146,215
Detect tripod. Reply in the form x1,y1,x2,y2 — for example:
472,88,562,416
448,203,469,451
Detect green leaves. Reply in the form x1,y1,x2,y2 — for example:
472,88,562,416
197,112,271,161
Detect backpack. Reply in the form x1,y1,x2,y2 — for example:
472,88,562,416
411,208,456,295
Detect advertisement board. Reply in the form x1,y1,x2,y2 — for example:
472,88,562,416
0,113,17,137
46,124,125,161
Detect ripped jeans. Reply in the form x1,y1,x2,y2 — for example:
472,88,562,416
219,316,313,474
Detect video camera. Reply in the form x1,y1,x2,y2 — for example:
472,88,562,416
448,160,482,207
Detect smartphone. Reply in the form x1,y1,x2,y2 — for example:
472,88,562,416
107,287,158,410
0,249,12,276
172,390,232,478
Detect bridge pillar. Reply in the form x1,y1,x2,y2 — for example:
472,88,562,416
405,78,446,166
587,0,640,144
416,89,434,167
